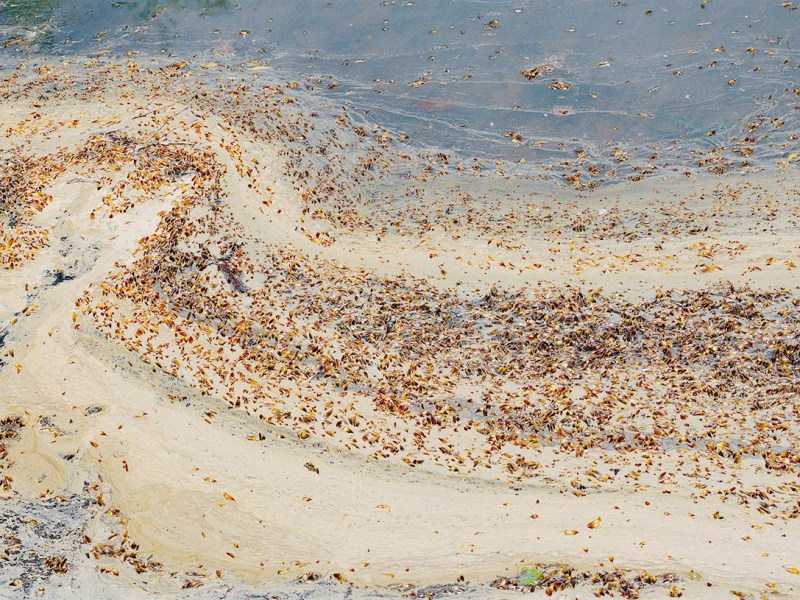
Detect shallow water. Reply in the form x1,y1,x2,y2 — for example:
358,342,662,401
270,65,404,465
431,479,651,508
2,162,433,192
2,0,798,180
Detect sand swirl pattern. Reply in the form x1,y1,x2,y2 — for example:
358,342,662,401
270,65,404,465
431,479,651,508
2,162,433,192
0,60,799,599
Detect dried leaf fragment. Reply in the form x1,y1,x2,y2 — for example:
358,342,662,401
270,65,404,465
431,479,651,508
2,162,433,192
548,80,572,91
521,67,541,80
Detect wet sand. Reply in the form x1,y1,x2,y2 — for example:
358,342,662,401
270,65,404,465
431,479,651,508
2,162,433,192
1,60,799,599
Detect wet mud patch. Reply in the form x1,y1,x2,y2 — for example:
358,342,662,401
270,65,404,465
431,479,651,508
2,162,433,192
0,495,90,593
49,269,76,286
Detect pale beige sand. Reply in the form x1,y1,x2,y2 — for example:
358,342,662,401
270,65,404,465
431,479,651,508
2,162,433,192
1,61,799,599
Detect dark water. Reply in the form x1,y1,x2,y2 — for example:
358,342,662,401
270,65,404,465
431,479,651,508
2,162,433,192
1,0,798,178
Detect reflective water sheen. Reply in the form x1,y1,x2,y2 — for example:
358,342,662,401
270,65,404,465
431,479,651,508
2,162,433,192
1,1,798,180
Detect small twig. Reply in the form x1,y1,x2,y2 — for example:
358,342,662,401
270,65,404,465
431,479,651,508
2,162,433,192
153,141,196,147
132,98,174,120
133,139,196,154
151,106,189,135
66,177,100,185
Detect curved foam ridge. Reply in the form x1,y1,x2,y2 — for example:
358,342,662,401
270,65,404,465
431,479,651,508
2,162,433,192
1,59,799,599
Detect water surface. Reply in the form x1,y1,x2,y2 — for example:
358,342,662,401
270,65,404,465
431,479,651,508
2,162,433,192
2,0,798,181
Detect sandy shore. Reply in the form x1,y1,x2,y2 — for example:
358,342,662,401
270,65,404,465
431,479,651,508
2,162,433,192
1,60,799,599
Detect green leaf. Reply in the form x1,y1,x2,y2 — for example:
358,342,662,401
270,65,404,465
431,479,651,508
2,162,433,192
519,566,544,586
